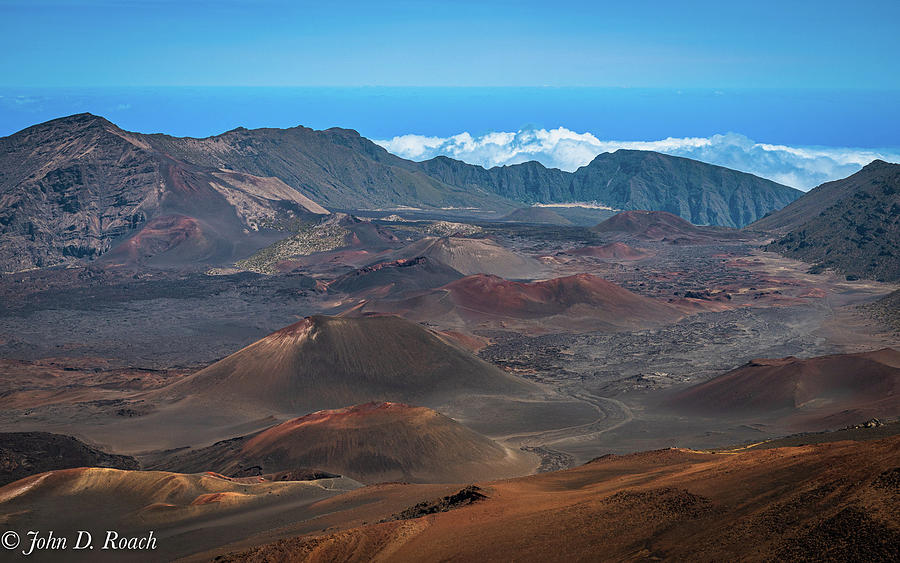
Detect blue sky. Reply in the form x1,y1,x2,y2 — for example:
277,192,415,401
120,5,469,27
2,0,899,89
1,1,898,190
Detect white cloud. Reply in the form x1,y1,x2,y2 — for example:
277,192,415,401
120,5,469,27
375,128,900,191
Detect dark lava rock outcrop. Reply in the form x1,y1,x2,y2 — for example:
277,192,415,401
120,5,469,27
0,432,138,485
753,160,900,281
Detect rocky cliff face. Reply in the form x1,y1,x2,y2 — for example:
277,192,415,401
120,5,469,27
417,157,573,203
0,114,328,272
0,432,139,486
415,150,801,228
1,114,162,269
757,160,900,281
572,150,800,227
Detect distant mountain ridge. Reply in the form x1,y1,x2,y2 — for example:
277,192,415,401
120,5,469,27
418,150,802,227
1,114,805,271
143,122,507,211
140,119,802,227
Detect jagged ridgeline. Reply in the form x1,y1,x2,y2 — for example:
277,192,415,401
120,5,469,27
1,114,803,272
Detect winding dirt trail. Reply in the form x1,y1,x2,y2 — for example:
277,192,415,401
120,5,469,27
501,391,634,450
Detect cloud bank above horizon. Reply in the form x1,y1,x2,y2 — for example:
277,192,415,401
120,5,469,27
374,128,900,191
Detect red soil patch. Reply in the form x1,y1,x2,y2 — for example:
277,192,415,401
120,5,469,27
442,273,680,322
105,214,207,263
246,402,414,444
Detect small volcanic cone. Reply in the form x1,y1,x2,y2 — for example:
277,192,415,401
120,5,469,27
387,236,542,278
666,348,900,428
592,210,746,242
442,273,674,320
160,402,537,484
354,273,683,333
593,210,698,237
160,315,538,416
501,207,574,225
566,242,652,261
328,256,464,298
